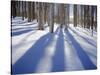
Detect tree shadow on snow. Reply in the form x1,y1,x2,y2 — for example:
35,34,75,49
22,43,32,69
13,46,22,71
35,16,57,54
52,28,65,72
12,27,59,74
11,29,33,36
64,29,97,70
12,30,37,53
12,27,37,31
11,19,28,24
12,22,37,27
69,27,97,48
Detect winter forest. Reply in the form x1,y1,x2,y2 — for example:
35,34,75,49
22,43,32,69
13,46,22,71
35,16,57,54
11,0,97,74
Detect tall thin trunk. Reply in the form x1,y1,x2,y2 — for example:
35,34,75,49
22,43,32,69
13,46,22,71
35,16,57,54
37,2,44,30
91,6,95,36
94,6,97,31
22,1,24,20
65,4,69,30
24,1,27,18
59,4,65,28
11,1,16,18
49,3,54,33
28,2,31,22
74,5,77,27
31,2,35,20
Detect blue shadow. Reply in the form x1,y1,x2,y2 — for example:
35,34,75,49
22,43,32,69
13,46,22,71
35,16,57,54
64,29,97,70
11,27,37,31
69,27,96,48
12,23,37,27
52,28,65,72
12,27,59,74
12,20,28,24
11,29,33,36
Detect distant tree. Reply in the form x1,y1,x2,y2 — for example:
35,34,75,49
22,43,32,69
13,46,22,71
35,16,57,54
74,5,77,27
48,3,54,33
55,4,60,24
47,3,50,26
86,5,90,29
11,1,17,18
35,2,38,22
42,3,45,26
65,4,69,30
18,1,21,17
37,2,44,30
57,4,60,24
31,2,35,20
80,5,83,27
59,4,65,28
84,5,87,28
94,6,97,31
21,1,24,20
28,2,31,22
24,1,27,18
77,5,79,26
44,3,48,24
91,6,95,36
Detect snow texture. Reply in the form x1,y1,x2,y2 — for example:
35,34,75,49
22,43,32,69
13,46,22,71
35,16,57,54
11,17,97,74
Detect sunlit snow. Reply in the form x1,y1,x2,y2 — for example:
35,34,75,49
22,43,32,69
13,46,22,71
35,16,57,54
11,17,97,74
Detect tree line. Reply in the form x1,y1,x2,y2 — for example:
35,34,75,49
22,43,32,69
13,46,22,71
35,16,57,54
74,5,97,36
11,0,97,35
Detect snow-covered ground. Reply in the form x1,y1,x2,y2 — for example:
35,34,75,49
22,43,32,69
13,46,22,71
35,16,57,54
11,17,97,74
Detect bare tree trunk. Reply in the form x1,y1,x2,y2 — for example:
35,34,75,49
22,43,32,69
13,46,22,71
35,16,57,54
18,1,20,17
49,3,54,33
83,5,86,28
42,3,45,26
94,6,97,31
45,3,48,24
11,1,17,18
31,2,33,21
86,5,90,29
24,1,27,18
22,1,24,20
59,4,65,28
28,2,31,22
74,5,77,27
91,6,95,36
65,4,69,30
77,5,79,26
81,5,83,27
57,4,60,24
47,3,50,26
35,2,38,22
37,2,44,30
30,2,35,20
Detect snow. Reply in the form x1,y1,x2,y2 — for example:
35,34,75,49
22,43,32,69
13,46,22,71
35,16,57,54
11,17,97,74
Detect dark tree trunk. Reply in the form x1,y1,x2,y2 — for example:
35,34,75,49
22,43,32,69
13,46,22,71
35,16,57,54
11,1,17,18
74,5,77,27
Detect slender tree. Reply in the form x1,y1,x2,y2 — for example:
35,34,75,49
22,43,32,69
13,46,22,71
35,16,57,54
28,2,31,22
21,1,24,20
65,4,69,30
74,4,77,27
37,2,44,30
31,2,35,20
59,4,65,28
49,3,54,33
91,6,95,36
80,5,83,27
94,6,97,31
24,1,27,18
11,1,17,18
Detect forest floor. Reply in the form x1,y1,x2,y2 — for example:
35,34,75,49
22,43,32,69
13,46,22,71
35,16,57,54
11,17,97,74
